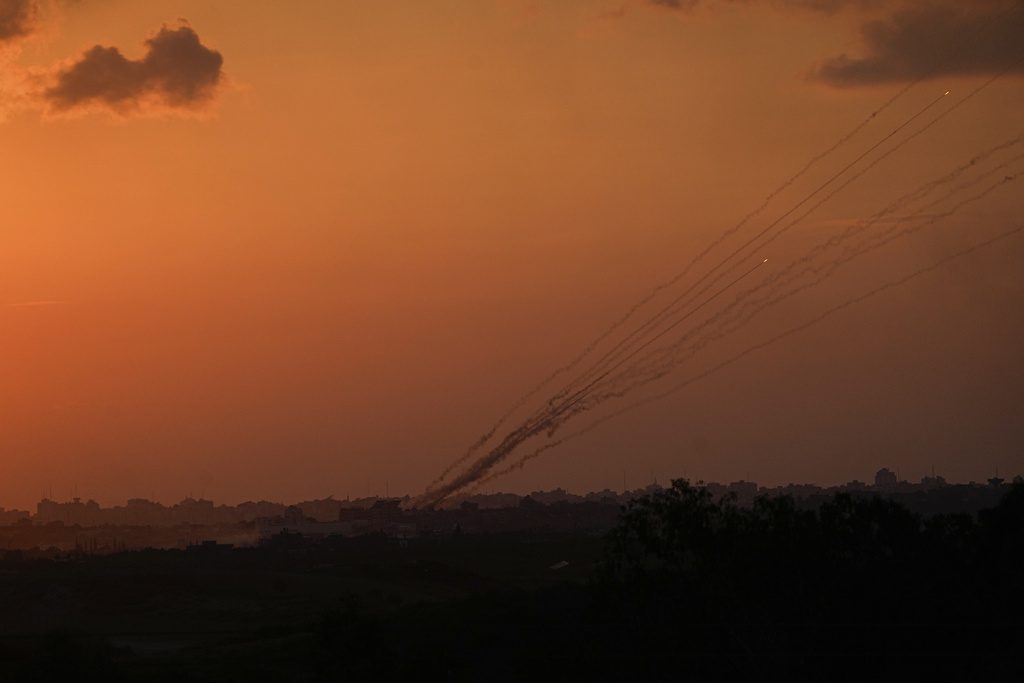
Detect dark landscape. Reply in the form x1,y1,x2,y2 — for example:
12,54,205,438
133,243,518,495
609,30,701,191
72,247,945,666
1,473,1022,681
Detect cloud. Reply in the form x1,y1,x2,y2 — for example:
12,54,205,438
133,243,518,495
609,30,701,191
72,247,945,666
44,24,224,113
814,2,1024,86
0,0,38,43
643,0,1024,86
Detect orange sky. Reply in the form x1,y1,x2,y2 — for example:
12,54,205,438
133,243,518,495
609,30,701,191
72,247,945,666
2,0,1022,508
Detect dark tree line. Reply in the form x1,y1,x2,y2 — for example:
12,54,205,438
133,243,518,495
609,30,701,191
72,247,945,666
2,481,1021,681
313,481,1024,681
595,480,1024,680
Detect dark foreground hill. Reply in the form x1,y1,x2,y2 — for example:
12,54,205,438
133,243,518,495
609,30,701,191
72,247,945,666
1,482,1022,682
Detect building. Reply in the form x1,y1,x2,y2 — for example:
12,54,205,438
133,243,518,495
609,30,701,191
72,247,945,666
874,468,898,490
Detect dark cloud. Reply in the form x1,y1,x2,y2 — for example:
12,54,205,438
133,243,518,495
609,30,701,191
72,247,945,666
645,0,1024,86
44,24,224,113
815,2,1024,86
0,0,37,42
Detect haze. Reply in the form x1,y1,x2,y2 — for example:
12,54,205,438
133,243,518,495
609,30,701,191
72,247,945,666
2,0,1022,509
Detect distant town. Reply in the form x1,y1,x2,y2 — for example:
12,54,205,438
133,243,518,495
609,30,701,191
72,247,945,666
0,468,1018,557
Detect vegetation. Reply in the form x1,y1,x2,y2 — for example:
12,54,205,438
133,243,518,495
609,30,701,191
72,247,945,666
598,480,1024,679
1,482,1021,681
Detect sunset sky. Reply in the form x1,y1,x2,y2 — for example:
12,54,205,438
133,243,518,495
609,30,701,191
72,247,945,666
2,0,1022,509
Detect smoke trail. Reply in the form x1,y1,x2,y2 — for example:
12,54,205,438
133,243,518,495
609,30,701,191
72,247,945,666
427,81,920,488
414,255,768,508
422,47,1023,506
555,49,1023,409
917,150,1024,214
531,90,951,430
600,169,1024,399
420,149,1019,507
545,0,1023,407
604,137,1002,384
532,257,771,431
468,224,1024,493
431,161,1022,507
753,136,1023,288
594,74,1010,385
432,27,1022,491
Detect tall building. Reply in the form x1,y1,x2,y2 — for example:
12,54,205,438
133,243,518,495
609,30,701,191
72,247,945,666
874,468,898,490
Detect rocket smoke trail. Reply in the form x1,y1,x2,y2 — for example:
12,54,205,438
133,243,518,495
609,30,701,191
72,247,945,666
544,90,951,405
434,89,949,494
419,150,1015,508
598,170,1024,402
466,224,1024,494
417,139,1021,508
427,80,918,488
417,256,769,508
582,139,1024,397
530,170,1022,451
511,99,951,440
545,39,1024,412
618,78,1014,363
509,0,1024,431
419,35,1024,506
579,76,1009,394
537,258,771,427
